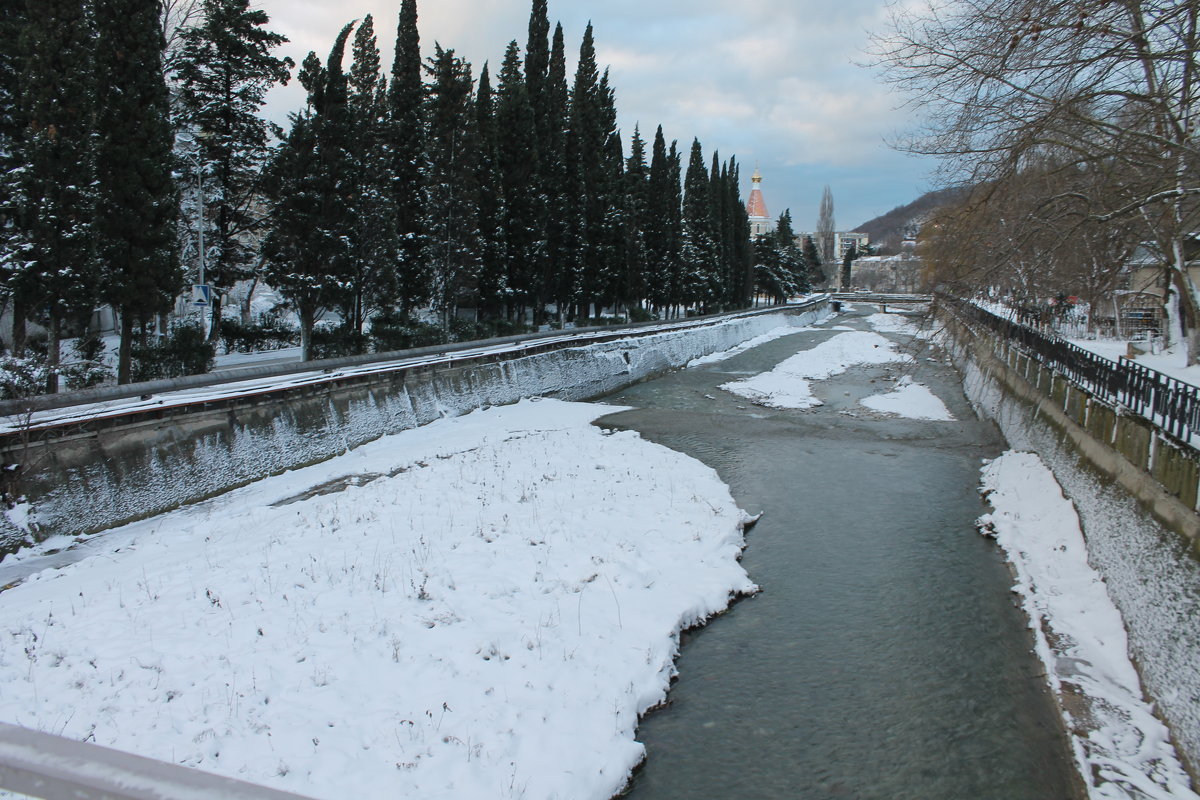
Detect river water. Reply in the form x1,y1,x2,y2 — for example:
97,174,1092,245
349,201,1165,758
597,304,1083,800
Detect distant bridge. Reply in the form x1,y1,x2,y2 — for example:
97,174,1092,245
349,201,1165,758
830,292,932,305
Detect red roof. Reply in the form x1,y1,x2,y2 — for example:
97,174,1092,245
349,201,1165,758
746,188,769,220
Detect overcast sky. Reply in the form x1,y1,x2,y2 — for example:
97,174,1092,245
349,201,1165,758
257,0,932,232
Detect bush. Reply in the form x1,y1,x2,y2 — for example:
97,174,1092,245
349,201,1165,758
219,314,299,354
131,323,215,381
628,306,656,323
368,311,447,353
309,325,370,360
62,333,112,390
0,355,49,399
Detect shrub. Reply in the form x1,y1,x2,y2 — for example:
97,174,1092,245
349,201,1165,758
368,311,447,353
62,333,112,390
219,314,299,354
131,323,215,381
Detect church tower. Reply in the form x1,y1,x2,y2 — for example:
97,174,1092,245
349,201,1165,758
746,166,773,238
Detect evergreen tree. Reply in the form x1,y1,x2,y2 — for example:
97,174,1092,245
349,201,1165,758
421,45,481,333
262,28,354,361
176,0,292,342
727,157,754,307
0,0,27,344
622,125,650,315
343,14,401,341
680,138,717,311
775,209,806,293
388,0,426,314
474,62,508,321
13,0,99,389
644,125,674,313
666,139,683,314
564,23,608,319
540,23,570,322
496,40,538,320
95,0,183,384
803,235,824,287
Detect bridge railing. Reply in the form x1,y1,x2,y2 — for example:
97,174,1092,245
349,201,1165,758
0,720,316,800
940,294,1200,443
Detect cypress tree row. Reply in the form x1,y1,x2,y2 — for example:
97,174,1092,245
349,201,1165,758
0,0,791,393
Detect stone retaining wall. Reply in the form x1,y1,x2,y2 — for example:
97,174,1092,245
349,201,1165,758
939,305,1200,774
0,304,827,554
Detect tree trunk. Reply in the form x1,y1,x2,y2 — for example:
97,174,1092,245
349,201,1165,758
208,292,222,343
45,313,60,395
241,275,258,325
10,296,27,358
299,306,314,362
117,310,134,384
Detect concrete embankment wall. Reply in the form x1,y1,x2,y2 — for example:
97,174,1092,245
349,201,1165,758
0,304,826,554
938,306,1200,773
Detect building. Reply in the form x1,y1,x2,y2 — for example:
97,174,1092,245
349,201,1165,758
837,232,869,260
746,167,773,238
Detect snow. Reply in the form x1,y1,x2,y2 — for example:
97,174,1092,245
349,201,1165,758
0,398,756,800
720,330,907,409
860,375,955,420
1069,337,1200,389
686,325,810,367
979,452,1197,800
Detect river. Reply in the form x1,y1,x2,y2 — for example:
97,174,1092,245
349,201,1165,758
597,303,1084,800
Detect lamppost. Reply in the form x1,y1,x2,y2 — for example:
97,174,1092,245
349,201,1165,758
183,130,212,337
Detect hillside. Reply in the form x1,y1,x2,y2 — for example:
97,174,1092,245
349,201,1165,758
856,187,969,254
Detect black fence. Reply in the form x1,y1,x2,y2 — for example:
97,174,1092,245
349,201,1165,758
940,294,1200,443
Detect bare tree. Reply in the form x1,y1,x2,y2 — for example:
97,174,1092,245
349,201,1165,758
874,0,1200,359
160,0,202,78
816,185,836,273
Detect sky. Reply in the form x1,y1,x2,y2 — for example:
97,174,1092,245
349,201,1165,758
256,0,934,232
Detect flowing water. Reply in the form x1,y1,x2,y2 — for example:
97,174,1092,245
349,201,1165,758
597,304,1083,800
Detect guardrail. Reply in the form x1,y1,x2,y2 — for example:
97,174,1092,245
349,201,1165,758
940,294,1200,442
0,720,316,800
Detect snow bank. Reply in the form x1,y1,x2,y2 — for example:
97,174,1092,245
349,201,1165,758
0,399,756,800
860,376,955,420
979,452,1196,799
720,330,906,409
687,325,810,367
951,327,1200,775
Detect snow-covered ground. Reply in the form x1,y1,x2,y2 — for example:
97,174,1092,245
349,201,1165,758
0,399,756,800
979,453,1198,800
720,329,908,409
1069,337,1200,388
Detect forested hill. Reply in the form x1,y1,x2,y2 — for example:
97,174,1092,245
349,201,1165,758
855,186,969,254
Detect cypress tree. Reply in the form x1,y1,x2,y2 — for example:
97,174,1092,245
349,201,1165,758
680,138,717,311
564,23,604,320
388,0,426,315
474,62,508,322
644,125,672,313
344,14,401,341
0,0,27,346
262,27,355,361
14,0,99,389
622,125,650,316
803,235,824,287
666,139,683,314
728,158,754,307
541,23,570,322
496,40,538,320
95,0,182,384
421,45,480,333
176,0,292,342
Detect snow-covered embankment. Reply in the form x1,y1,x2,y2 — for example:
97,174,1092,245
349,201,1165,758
0,399,757,800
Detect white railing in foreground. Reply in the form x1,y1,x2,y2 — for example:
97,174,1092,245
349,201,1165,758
0,721,316,800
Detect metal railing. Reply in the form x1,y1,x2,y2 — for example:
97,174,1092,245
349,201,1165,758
940,294,1200,442
0,720,316,799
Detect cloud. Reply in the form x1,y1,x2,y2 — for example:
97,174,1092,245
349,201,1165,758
255,0,934,228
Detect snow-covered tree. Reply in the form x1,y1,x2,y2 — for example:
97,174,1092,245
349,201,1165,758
95,0,182,384
175,0,292,342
